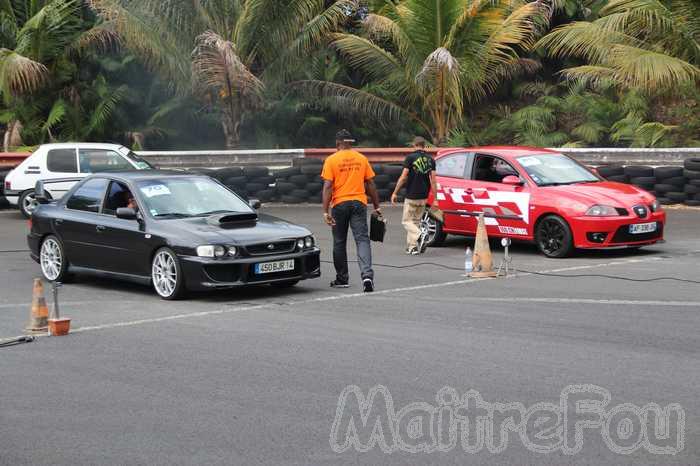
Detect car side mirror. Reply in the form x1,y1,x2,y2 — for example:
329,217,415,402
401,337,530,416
34,180,50,204
502,175,523,186
249,198,261,210
116,207,138,220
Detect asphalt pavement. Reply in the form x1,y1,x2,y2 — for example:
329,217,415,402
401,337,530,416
1,205,699,465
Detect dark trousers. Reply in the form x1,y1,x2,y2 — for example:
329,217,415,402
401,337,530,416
331,200,374,283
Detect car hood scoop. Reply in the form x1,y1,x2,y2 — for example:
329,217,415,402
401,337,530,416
207,212,258,228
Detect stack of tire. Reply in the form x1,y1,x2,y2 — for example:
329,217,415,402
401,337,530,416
273,159,324,204
379,164,405,202
683,157,700,207
0,168,10,209
652,166,688,206
189,166,276,202
596,165,627,183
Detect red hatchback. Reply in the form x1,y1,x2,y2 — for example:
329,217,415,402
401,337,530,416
424,146,665,257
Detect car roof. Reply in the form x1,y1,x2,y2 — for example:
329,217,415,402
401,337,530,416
437,146,560,160
39,142,128,151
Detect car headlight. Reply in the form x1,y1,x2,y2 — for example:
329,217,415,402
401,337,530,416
296,239,305,250
196,245,227,258
228,246,237,256
585,205,619,217
304,236,315,248
650,199,661,213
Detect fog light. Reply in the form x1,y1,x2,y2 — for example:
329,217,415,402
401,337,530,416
587,232,608,243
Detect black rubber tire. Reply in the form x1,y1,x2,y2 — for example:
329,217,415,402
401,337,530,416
19,190,37,218
291,188,309,198
151,247,186,300
251,176,275,185
424,216,447,247
289,174,310,187
39,235,72,283
270,280,299,288
624,165,654,177
188,167,217,175
657,197,674,205
243,166,269,178
383,164,404,176
684,200,700,207
245,182,266,193
606,175,628,183
597,165,625,177
307,194,322,204
226,187,248,199
632,184,655,192
684,185,700,194
629,176,656,186
535,215,574,258
280,195,303,204
654,166,684,179
299,158,323,166
666,192,687,202
224,176,247,187
683,169,700,180
274,167,300,178
213,167,243,179
377,189,391,201
684,158,700,171
300,165,322,175
654,184,676,193
257,189,277,202
689,179,700,187
276,182,296,194
662,176,687,186
374,174,391,186
371,164,384,175
305,182,323,193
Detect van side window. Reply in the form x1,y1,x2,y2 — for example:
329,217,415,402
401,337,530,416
66,178,109,213
47,149,78,173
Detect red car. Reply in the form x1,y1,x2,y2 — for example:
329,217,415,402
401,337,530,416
424,146,665,257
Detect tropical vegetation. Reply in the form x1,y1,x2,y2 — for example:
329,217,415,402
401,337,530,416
0,0,697,151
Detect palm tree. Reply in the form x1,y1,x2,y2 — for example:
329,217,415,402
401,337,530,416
87,0,359,148
537,0,700,92
293,0,551,145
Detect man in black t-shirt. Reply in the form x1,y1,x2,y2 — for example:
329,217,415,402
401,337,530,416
391,136,437,254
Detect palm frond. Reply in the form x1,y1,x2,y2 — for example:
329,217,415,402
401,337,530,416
0,48,48,95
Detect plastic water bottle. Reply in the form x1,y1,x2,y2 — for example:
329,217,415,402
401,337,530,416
464,247,473,274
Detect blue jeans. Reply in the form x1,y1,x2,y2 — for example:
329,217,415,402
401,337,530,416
331,200,374,283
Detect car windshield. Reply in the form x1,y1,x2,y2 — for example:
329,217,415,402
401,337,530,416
517,154,599,186
122,150,154,170
136,177,253,218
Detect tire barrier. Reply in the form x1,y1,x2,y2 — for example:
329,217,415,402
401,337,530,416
598,159,700,207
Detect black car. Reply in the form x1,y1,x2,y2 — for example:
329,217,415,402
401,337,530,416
28,171,321,299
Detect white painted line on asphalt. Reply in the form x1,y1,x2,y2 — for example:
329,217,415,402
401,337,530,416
447,297,700,307
0,255,673,340
0,300,139,310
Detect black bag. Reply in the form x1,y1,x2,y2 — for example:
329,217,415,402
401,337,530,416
370,211,387,242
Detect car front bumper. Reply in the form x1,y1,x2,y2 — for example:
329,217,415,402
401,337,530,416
179,248,322,291
569,211,666,249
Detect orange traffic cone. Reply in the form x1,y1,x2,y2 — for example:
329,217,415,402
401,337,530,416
26,278,49,334
469,213,497,278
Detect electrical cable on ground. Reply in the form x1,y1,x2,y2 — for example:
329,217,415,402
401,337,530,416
0,335,35,348
320,260,700,284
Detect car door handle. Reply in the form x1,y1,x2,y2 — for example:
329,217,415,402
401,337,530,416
96,225,106,232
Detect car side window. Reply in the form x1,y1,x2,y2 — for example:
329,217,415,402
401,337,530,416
436,153,473,179
79,149,132,173
472,154,518,183
103,181,136,216
66,178,109,213
46,149,78,173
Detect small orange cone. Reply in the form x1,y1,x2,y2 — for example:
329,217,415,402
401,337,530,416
469,213,497,278
26,278,49,334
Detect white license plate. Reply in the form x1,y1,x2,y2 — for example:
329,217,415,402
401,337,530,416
254,259,295,274
629,222,657,234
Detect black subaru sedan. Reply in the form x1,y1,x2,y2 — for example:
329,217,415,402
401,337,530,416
28,171,321,299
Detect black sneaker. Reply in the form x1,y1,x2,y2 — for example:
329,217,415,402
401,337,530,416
330,280,350,288
363,278,374,293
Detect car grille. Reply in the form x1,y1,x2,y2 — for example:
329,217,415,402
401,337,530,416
610,222,663,243
245,240,296,256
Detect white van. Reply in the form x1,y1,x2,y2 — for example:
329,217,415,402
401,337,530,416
4,143,153,217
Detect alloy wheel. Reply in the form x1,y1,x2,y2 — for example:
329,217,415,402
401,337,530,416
539,218,566,256
40,238,63,281
152,250,178,298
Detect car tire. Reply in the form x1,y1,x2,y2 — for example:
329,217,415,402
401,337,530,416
535,215,574,258
383,164,404,177
19,190,43,218
40,235,71,282
628,176,655,186
654,166,683,179
270,280,299,288
276,182,296,194
684,185,700,194
624,165,654,178
657,197,674,205
281,195,304,204
151,247,186,300
289,174,310,187
300,165,322,175
422,214,447,247
653,184,676,193
597,165,625,178
666,192,687,202
245,182,266,193
274,167,301,178
684,200,700,207
243,166,269,178
684,158,700,171
372,164,384,175
305,182,323,193
662,176,687,187
683,169,700,180
606,175,628,183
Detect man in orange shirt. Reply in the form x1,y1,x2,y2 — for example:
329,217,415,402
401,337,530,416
322,129,381,292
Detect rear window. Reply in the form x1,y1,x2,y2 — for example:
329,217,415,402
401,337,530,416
47,149,77,173
66,178,109,213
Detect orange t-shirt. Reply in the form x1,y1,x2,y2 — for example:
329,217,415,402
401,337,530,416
321,149,376,207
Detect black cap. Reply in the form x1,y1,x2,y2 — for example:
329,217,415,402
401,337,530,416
335,129,355,143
